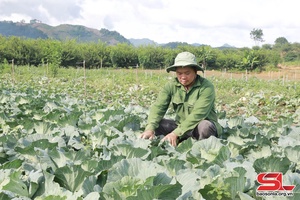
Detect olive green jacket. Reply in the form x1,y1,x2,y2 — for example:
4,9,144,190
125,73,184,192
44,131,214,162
145,75,222,137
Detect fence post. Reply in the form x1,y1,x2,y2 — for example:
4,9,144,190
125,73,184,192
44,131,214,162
11,59,15,84
83,60,86,98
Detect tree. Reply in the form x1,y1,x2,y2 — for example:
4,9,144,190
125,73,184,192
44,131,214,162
274,37,289,46
24,39,44,66
41,39,62,67
250,28,264,46
137,45,166,69
60,39,81,67
194,46,216,71
215,49,242,70
240,50,260,71
110,43,138,68
273,37,293,62
96,41,110,68
80,43,99,68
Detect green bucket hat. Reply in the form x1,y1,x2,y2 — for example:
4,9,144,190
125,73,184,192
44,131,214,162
166,51,204,73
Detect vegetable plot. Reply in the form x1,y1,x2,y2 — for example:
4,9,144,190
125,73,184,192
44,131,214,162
0,74,300,200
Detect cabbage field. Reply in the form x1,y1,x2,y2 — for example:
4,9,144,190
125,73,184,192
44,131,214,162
0,67,299,200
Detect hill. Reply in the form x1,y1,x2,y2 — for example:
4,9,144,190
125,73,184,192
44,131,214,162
0,20,130,45
0,20,236,48
0,21,48,39
129,38,157,46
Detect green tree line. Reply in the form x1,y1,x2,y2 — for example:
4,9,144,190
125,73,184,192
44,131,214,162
0,35,299,71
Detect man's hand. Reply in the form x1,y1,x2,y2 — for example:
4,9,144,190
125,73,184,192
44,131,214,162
139,130,155,140
162,132,178,147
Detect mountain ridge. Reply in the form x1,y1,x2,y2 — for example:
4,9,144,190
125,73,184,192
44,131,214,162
0,20,235,48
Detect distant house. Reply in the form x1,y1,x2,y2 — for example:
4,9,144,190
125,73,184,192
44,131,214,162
30,19,42,24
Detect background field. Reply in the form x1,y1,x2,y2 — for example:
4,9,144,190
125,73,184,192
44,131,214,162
2,66,300,123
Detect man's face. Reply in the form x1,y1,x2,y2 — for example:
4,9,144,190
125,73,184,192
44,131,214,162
176,67,197,87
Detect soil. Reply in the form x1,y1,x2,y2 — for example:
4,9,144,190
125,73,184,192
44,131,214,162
204,67,300,81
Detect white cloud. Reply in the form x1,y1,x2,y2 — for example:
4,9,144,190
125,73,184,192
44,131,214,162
0,0,299,47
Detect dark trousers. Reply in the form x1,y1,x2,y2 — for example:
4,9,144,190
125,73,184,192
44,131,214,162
155,119,217,142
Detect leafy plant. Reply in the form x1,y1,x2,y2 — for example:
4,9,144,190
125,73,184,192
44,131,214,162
0,67,299,199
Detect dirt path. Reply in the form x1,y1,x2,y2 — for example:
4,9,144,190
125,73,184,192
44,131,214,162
143,67,300,81
204,68,300,81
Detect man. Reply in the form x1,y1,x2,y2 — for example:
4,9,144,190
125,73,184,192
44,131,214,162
140,51,222,147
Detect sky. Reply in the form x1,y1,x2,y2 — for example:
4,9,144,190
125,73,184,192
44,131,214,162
0,0,299,48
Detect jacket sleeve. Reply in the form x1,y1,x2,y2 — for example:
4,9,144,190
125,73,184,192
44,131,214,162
145,83,172,131
172,82,216,136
